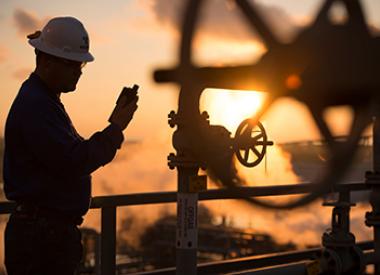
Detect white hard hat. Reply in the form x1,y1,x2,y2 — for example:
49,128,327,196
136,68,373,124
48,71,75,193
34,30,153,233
28,16,94,62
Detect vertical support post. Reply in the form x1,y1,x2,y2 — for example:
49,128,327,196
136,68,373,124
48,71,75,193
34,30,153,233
169,100,205,275
176,167,199,275
169,82,206,274
374,117,380,172
373,117,380,275
95,232,101,275
366,117,380,275
101,206,117,275
338,191,351,234
375,228,380,275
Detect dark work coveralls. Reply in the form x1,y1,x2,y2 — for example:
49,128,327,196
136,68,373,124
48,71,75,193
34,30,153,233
3,73,124,275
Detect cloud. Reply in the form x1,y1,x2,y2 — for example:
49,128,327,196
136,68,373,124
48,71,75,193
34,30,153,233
13,8,48,37
82,134,176,231
146,0,379,44
0,45,9,64
147,0,297,43
12,68,32,80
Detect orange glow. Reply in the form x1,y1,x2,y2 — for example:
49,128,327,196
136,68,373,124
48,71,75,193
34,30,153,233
285,74,302,90
200,89,266,133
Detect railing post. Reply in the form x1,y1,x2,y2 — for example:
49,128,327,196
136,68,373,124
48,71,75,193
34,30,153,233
176,167,199,275
95,232,101,275
366,117,380,275
101,206,117,275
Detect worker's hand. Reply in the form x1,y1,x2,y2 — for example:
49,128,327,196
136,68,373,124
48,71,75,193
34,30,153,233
109,95,138,131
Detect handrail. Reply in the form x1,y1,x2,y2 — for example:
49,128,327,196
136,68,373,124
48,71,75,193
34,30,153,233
91,182,369,208
133,241,374,275
1,182,367,212
0,181,371,274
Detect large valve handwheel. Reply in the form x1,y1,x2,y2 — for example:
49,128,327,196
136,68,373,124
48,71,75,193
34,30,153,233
234,119,273,168
154,0,379,209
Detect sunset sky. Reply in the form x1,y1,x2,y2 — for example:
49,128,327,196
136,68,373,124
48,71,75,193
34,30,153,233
1,0,379,142
0,1,380,268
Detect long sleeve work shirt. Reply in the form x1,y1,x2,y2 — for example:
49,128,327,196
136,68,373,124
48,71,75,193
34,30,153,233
3,73,123,216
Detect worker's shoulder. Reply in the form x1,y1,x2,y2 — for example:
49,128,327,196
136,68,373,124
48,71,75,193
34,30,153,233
8,88,57,126
15,78,55,110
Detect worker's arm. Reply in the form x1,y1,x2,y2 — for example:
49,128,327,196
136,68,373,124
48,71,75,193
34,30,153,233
21,98,137,178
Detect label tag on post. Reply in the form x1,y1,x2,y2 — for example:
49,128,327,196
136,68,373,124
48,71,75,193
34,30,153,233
176,193,198,249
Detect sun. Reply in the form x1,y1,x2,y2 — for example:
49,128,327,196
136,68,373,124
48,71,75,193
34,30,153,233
200,88,266,133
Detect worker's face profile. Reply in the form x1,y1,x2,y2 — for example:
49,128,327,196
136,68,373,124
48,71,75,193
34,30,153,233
49,56,84,93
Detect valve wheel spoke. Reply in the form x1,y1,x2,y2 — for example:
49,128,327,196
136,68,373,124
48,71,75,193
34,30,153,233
235,0,280,50
243,149,250,162
314,0,335,26
342,0,368,31
308,105,336,149
252,133,264,142
251,146,262,159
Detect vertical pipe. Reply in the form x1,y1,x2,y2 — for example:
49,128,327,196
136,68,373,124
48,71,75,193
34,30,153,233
373,117,380,274
376,229,380,275
176,167,198,275
339,191,350,232
374,117,380,172
95,232,101,275
101,206,117,275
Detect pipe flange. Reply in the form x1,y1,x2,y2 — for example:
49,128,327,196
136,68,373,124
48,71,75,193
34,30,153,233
322,231,356,248
168,111,178,128
318,248,342,275
201,111,210,122
167,153,202,169
365,171,380,185
365,211,380,227
349,246,365,275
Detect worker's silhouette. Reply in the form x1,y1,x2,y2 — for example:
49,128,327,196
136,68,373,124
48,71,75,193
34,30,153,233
3,17,138,275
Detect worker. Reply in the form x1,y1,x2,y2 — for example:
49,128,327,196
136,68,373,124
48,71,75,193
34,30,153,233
2,16,138,275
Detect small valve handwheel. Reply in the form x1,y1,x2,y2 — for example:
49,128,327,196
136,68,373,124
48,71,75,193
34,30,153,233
234,119,273,167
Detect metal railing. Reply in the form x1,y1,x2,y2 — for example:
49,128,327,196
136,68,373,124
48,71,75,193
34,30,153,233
0,182,373,274
134,241,375,275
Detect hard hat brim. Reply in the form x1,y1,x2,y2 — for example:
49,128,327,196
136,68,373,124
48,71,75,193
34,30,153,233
29,38,94,62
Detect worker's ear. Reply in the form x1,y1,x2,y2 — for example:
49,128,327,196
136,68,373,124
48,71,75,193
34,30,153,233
42,54,55,72
36,51,49,70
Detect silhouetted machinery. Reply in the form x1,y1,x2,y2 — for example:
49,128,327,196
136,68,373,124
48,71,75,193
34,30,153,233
168,110,273,170
154,0,380,209
153,1,380,274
